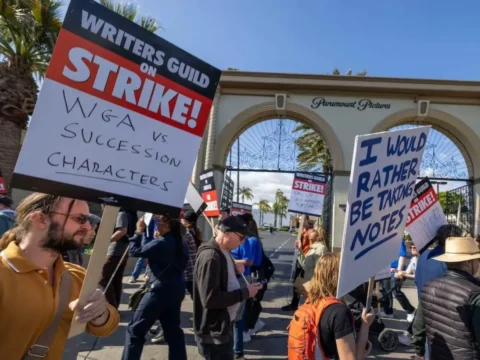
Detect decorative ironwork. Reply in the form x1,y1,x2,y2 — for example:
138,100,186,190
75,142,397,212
389,125,469,180
322,176,334,247
228,119,322,172
227,120,471,181
445,184,474,235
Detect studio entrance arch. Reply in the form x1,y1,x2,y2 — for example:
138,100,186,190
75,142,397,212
192,71,480,248
382,119,476,234
224,116,335,244
212,101,345,173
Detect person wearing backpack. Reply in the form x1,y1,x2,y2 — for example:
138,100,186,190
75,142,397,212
288,253,374,360
240,213,269,338
0,195,15,237
122,214,188,360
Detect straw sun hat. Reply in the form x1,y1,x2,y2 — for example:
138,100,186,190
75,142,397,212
434,237,480,263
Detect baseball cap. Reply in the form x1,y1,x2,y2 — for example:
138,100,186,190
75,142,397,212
219,215,247,236
239,213,253,223
0,195,13,208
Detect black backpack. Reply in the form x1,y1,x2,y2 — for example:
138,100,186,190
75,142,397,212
252,241,275,282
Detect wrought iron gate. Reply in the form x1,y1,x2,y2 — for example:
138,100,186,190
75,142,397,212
322,175,334,248
444,184,474,234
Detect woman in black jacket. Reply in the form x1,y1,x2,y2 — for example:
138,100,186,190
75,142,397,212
122,214,188,360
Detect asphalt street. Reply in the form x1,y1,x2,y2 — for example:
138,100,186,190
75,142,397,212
64,231,417,359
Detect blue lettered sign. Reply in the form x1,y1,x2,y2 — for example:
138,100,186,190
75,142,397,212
337,126,430,298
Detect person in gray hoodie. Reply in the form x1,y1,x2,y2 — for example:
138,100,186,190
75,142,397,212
194,215,263,360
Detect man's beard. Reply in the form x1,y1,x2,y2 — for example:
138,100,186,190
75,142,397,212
41,221,87,253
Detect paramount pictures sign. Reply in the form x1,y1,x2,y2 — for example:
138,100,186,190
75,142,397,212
311,97,391,111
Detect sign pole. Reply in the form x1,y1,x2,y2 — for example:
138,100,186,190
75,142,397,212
68,205,119,338
365,276,375,312
202,212,217,235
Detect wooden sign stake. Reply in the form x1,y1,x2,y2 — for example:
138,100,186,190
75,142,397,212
68,205,119,338
202,212,217,235
365,276,376,312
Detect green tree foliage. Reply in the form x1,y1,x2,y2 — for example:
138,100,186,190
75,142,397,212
438,191,469,214
236,186,253,203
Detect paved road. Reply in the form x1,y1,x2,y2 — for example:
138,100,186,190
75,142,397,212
64,231,417,359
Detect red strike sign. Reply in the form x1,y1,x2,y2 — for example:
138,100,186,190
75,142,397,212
293,179,326,194
47,30,212,137
406,188,437,226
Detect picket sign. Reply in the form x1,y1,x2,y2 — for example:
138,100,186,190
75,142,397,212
406,177,447,251
288,172,327,217
365,276,376,312
337,126,430,299
8,0,222,338
69,205,119,338
203,213,217,235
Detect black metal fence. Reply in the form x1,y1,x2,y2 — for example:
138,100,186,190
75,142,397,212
445,184,474,235
322,174,334,248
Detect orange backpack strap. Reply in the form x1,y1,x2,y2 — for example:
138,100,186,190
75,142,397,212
313,297,344,358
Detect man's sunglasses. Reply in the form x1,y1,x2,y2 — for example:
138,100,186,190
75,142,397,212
50,212,94,225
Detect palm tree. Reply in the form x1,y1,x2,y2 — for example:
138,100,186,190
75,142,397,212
294,124,332,172
0,0,159,193
98,0,160,32
255,199,272,225
294,68,367,173
237,187,253,203
0,0,62,192
273,189,288,228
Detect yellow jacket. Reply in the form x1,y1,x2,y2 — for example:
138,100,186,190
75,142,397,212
0,242,119,359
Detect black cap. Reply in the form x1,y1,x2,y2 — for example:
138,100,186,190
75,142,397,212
220,207,231,214
219,215,247,236
0,195,12,208
239,213,253,223
182,210,198,223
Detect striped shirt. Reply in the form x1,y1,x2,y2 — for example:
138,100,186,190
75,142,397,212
184,229,198,282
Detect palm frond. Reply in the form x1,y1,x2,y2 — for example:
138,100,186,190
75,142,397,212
98,0,160,32
138,16,160,32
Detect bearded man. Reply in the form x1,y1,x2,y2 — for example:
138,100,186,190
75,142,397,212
0,193,119,359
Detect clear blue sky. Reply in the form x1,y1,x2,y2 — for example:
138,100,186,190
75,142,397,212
64,0,480,79
134,0,478,79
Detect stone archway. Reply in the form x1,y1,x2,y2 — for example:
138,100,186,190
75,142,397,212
372,108,480,179
374,107,480,235
212,101,345,172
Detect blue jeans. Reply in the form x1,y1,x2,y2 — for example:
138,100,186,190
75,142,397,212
131,237,152,279
122,284,186,360
233,274,250,355
233,304,248,354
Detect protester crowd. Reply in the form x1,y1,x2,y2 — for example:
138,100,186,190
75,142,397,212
1,194,480,360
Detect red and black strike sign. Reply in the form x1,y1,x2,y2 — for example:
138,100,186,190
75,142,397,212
200,170,219,217
12,0,221,216
48,0,218,137
288,172,328,217
292,176,327,195
406,178,439,226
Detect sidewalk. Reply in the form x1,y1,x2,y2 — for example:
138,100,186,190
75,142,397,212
64,233,419,359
